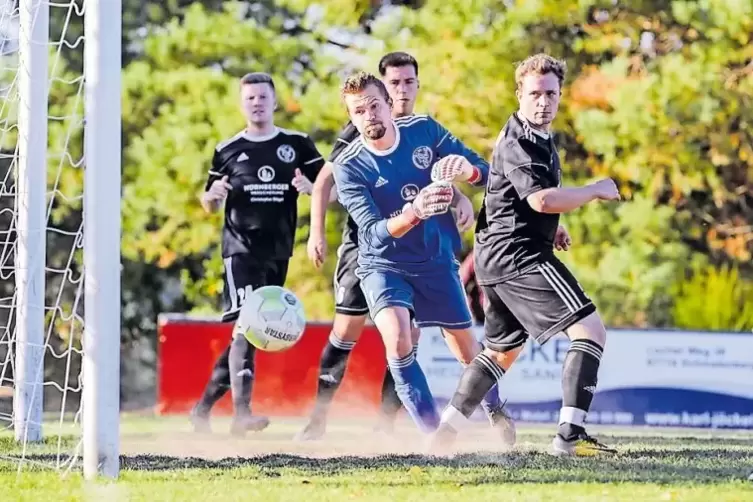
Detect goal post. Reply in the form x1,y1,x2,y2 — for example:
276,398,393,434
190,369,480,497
14,0,49,445
82,0,122,480
7,0,122,479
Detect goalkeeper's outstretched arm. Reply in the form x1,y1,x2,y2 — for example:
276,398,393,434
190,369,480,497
333,163,419,243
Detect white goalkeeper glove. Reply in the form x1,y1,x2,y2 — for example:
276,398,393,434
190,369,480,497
431,154,483,184
405,181,454,220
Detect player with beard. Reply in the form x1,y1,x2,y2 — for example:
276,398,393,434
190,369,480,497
429,54,620,456
190,72,325,436
297,54,513,443
327,71,515,441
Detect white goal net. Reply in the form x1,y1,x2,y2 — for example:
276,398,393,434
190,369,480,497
0,0,120,479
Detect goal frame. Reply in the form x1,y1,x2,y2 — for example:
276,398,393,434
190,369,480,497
13,0,121,479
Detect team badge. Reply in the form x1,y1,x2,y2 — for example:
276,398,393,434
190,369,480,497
400,184,419,201
411,146,433,170
276,144,296,163
257,165,275,182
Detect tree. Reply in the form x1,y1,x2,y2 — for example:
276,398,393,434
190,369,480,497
353,0,753,328
121,2,353,320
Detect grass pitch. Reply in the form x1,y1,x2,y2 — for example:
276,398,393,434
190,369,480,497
1,414,752,501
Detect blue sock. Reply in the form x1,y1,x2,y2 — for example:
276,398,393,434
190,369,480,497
387,351,439,433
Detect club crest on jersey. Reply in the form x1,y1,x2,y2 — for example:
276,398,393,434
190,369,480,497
400,184,419,201
276,144,296,163
411,146,433,170
257,165,276,182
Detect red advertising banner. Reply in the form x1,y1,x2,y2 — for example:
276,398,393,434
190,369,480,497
156,316,388,417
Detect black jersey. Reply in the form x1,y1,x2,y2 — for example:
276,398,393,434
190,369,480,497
205,127,324,259
474,112,562,285
328,121,360,244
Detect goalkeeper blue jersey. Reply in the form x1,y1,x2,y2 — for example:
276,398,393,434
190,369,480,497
332,114,488,276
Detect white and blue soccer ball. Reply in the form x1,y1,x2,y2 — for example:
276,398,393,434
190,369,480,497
234,285,306,352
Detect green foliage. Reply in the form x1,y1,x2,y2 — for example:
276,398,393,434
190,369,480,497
107,0,750,331
672,264,753,332
560,196,698,327
120,1,349,320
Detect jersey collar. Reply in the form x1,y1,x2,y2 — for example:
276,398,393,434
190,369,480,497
241,127,280,142
360,120,400,156
514,112,550,140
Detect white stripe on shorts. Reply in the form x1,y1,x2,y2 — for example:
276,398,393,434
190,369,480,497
224,257,239,313
536,262,583,313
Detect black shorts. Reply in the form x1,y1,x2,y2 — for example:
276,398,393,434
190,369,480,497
482,257,596,352
333,239,369,316
221,254,289,323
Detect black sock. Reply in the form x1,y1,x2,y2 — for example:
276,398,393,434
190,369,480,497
196,345,231,415
443,353,504,428
558,339,603,440
312,332,355,417
229,336,256,416
377,364,402,423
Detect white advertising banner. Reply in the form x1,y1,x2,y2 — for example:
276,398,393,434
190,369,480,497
416,327,753,428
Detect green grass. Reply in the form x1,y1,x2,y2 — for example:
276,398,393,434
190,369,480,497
1,416,752,501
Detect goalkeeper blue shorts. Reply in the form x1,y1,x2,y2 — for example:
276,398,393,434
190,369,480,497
358,266,473,329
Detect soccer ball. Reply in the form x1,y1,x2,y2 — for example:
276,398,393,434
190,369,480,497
234,285,306,352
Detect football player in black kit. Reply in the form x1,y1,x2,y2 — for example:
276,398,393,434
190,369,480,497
190,72,324,436
296,52,515,443
430,54,622,456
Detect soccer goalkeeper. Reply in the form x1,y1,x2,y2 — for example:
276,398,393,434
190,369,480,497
330,71,513,443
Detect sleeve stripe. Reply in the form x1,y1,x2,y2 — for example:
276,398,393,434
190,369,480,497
304,156,323,165
436,131,451,149
334,139,364,165
208,170,223,176
504,162,549,175
336,138,350,144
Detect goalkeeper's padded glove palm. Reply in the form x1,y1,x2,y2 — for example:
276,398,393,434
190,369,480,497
411,181,454,220
431,154,482,184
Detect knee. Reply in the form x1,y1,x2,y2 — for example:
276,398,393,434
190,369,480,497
410,325,420,345
567,312,607,347
332,313,367,343
373,306,414,359
388,331,414,359
484,345,522,372
442,328,480,365
455,351,475,366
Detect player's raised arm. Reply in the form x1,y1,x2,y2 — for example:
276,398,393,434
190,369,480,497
500,137,619,214
201,149,232,213
431,119,489,187
333,162,453,244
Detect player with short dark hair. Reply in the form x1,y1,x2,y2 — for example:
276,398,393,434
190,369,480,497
297,54,512,443
190,72,325,436
429,54,621,456
327,71,514,439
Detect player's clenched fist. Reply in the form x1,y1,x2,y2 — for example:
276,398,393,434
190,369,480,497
207,175,232,202
590,178,621,201
411,181,454,220
431,154,479,184
292,168,313,195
